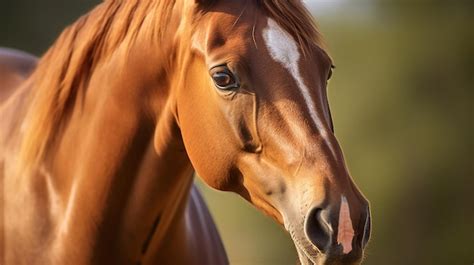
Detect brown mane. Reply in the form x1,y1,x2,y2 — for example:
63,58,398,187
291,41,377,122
19,0,329,170
19,0,176,170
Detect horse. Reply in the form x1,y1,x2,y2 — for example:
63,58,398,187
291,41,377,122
0,0,371,264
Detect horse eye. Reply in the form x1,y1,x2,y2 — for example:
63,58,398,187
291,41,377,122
210,66,239,90
213,72,233,87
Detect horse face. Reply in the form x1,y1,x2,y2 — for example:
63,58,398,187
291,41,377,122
176,1,371,264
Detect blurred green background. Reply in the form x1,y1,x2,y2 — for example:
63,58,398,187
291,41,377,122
1,0,472,264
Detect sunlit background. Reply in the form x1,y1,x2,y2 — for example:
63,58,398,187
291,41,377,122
1,0,472,264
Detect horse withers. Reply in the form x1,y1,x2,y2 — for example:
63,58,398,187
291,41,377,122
0,0,370,264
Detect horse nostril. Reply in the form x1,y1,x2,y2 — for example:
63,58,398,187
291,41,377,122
304,207,333,253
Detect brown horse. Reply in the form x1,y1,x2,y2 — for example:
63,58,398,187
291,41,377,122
0,0,371,264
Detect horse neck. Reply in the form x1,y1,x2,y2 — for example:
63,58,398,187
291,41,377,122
35,4,196,258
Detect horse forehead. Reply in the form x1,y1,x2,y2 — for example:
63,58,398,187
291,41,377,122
261,18,335,153
262,18,301,68
192,12,255,53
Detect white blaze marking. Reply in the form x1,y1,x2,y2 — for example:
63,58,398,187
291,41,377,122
262,19,336,157
262,19,322,129
337,195,355,254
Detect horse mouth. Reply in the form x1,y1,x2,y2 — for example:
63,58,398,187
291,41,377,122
290,227,363,265
294,241,363,265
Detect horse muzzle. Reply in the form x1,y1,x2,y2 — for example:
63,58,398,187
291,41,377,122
286,196,371,265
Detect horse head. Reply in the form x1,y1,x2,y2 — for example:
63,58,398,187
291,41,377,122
170,1,371,264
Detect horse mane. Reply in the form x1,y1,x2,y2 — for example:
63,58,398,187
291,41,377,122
19,0,329,171
19,0,176,170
